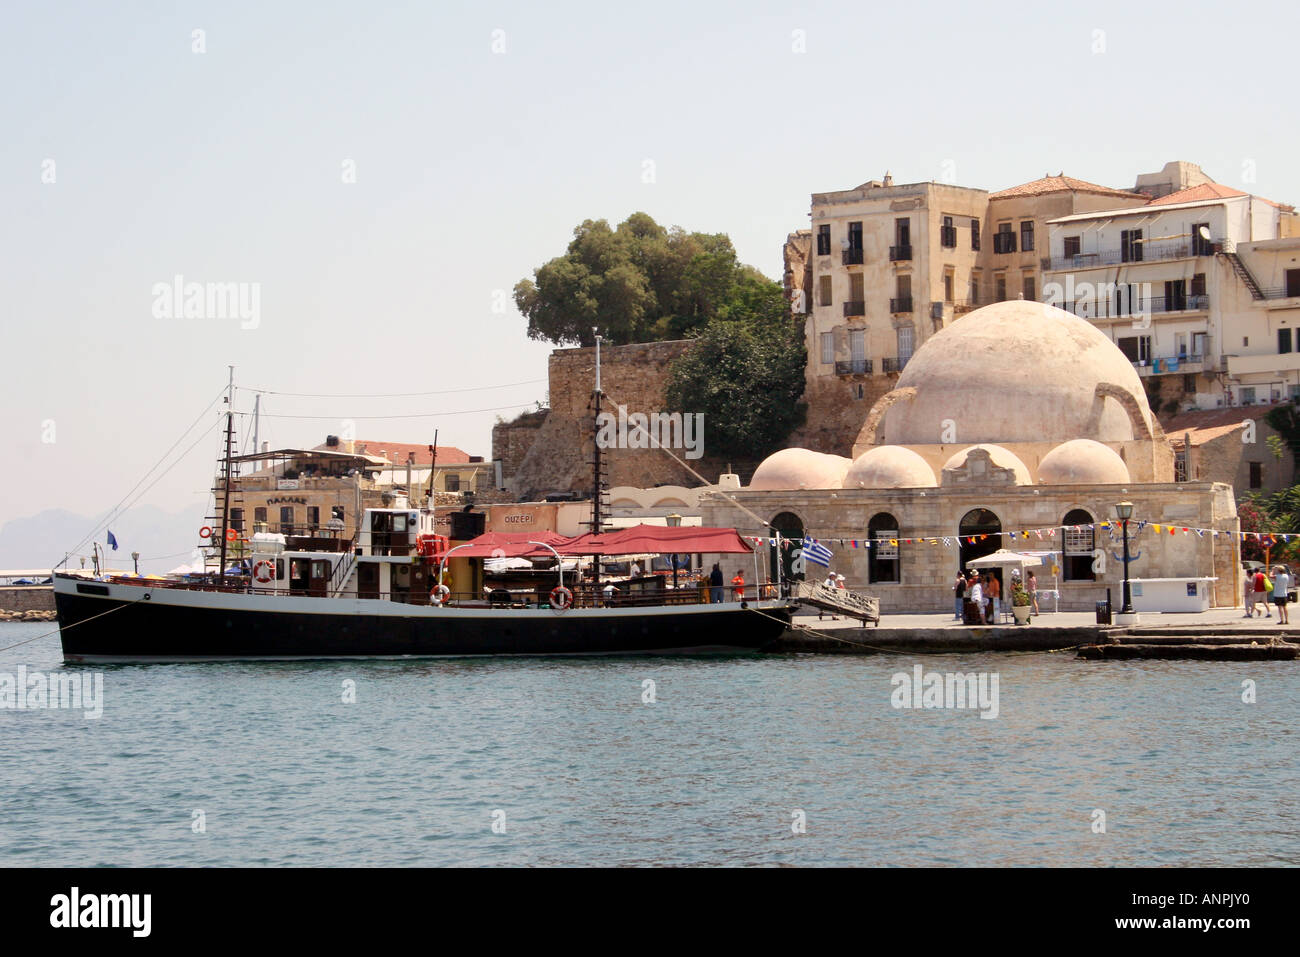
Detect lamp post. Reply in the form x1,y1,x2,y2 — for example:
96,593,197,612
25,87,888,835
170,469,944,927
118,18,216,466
1114,501,1134,616
132,551,140,575
666,513,681,590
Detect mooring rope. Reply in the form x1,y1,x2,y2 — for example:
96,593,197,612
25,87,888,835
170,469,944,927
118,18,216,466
0,594,148,655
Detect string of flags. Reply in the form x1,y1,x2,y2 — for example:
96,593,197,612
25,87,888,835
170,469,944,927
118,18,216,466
748,521,1291,552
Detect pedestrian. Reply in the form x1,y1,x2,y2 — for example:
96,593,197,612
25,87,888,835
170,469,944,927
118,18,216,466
630,560,642,578
1254,567,1271,617
968,575,984,624
1243,563,1256,618
987,573,1002,623
1273,565,1291,625
823,571,837,589
708,563,724,604
953,572,967,620
1027,570,1040,615
834,573,846,589
731,569,746,600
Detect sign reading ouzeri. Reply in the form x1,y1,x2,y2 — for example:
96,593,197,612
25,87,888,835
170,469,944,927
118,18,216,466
595,405,705,460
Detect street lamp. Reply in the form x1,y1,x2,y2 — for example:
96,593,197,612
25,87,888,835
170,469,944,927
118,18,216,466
666,513,682,590
1114,501,1134,615
132,551,140,575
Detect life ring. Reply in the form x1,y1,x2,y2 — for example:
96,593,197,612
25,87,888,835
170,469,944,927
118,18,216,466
430,583,451,606
252,560,275,584
549,586,573,610
199,526,213,539
226,528,238,542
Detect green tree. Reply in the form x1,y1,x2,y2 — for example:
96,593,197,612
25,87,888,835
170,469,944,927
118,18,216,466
664,279,807,461
514,213,757,346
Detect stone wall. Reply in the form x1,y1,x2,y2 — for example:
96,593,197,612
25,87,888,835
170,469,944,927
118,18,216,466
0,586,55,612
494,340,734,500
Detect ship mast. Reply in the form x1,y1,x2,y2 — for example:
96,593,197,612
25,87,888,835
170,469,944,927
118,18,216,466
217,366,235,584
590,329,605,591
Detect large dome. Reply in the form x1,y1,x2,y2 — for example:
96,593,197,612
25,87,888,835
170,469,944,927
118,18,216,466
878,300,1153,446
749,448,852,490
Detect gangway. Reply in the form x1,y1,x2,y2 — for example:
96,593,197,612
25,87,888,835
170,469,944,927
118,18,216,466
792,581,880,625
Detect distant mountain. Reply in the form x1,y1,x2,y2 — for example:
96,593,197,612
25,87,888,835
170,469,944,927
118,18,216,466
0,504,209,574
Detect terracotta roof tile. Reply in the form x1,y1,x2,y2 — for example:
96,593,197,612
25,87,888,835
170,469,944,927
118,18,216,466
989,174,1143,200
1163,406,1274,448
313,439,476,465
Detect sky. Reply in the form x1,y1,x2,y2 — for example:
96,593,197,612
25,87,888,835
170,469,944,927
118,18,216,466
2,0,1297,542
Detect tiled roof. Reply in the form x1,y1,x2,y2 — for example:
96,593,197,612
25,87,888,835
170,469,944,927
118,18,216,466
314,439,475,465
989,174,1142,200
1163,406,1274,448
1144,182,1293,212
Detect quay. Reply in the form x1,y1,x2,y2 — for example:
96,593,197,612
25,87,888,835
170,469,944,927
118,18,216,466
771,608,1300,660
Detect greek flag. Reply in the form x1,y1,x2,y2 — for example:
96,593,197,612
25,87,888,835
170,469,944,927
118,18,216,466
801,537,832,567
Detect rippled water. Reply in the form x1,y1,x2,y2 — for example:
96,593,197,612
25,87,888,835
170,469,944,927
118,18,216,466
1,622,1296,866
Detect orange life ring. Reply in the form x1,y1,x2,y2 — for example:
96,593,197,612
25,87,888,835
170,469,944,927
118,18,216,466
430,583,451,606
252,560,275,584
226,528,238,542
550,586,573,610
199,526,213,539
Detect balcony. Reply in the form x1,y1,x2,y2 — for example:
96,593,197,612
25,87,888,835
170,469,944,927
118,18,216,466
1055,294,1210,320
1135,355,1204,377
835,359,873,376
881,357,909,374
1045,239,1209,272
843,300,866,317
889,296,913,313
889,245,912,262
842,247,864,266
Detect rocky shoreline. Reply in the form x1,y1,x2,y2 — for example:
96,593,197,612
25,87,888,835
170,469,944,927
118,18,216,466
0,609,57,623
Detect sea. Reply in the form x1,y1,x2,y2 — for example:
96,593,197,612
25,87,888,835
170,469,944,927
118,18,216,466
1,622,1296,867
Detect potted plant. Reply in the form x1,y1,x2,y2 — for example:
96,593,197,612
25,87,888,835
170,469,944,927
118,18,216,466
1011,583,1032,624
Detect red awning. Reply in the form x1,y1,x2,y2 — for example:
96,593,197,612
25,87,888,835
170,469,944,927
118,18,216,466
441,531,571,559
448,525,755,559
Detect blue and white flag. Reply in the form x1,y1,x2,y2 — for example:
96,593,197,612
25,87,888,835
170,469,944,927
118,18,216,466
801,537,832,568
106,530,119,551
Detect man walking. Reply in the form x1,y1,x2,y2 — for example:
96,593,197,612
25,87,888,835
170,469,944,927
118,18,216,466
987,574,1002,623
708,563,724,604
953,571,967,620
1254,567,1271,618
1273,565,1291,625
968,575,983,625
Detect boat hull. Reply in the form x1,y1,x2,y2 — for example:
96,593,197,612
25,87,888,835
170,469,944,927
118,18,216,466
53,579,792,662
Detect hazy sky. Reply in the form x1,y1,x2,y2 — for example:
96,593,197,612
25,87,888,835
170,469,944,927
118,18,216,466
2,0,1296,533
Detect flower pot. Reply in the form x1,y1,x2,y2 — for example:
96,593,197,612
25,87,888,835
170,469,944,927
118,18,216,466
1012,604,1031,625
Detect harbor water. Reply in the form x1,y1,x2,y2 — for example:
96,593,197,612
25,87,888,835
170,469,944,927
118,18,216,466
1,622,1296,867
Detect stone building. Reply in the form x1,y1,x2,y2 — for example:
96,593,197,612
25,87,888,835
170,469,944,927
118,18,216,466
700,301,1241,612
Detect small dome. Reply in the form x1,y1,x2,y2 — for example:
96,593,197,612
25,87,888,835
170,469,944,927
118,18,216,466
844,446,937,489
942,444,1031,485
1038,439,1131,485
750,448,852,490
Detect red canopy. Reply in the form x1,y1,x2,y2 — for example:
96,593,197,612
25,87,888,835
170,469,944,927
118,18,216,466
448,525,755,559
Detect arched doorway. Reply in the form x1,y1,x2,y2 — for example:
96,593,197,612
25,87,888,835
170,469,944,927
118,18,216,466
959,508,1002,571
769,511,804,585
1062,508,1097,581
868,512,900,583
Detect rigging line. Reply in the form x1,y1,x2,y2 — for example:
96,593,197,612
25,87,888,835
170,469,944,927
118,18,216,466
237,378,547,399
255,403,537,420
62,386,228,561
599,388,775,534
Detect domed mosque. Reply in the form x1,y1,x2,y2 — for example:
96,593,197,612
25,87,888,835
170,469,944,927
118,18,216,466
699,301,1239,611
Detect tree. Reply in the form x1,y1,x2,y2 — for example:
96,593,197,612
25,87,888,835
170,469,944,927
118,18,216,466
514,213,759,346
664,279,807,462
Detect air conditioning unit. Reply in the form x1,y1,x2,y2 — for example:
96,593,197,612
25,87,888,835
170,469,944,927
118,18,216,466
930,301,944,320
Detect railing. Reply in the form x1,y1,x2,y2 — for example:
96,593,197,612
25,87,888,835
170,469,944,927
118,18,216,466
330,547,358,596
1055,294,1210,319
1259,286,1300,300
843,300,866,316
835,359,873,376
842,247,864,265
1135,354,1204,375
881,357,909,374
889,296,913,313
1044,240,1207,272
889,244,912,262
952,298,980,315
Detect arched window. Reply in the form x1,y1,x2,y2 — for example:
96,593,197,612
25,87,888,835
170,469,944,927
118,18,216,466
770,512,805,583
959,508,1002,570
868,512,900,583
1062,508,1096,581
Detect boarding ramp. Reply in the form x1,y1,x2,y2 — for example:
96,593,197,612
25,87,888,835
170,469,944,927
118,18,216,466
792,581,880,625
